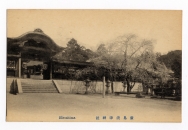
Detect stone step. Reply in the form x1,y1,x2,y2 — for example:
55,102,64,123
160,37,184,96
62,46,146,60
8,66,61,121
22,86,56,88
20,80,52,83
22,86,54,88
22,91,57,93
20,79,58,93
21,82,54,84
22,89,57,92
21,82,53,84
21,83,53,85
22,89,58,93
22,85,54,88
21,80,52,82
22,85,55,87
22,88,57,90
23,91,58,93
21,81,52,84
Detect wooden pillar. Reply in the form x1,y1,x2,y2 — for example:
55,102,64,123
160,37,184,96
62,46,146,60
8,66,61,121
15,60,18,77
18,58,21,78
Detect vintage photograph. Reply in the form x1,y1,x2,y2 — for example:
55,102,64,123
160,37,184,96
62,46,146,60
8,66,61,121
6,10,182,122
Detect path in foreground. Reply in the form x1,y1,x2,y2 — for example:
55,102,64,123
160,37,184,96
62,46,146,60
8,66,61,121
6,93,181,122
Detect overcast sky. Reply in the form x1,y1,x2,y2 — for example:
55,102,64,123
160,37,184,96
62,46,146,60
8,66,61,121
7,10,182,54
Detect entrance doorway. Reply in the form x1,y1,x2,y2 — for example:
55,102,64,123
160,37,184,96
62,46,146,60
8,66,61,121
22,60,44,79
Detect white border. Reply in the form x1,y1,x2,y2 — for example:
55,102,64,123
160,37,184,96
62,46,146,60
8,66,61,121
1,0,188,130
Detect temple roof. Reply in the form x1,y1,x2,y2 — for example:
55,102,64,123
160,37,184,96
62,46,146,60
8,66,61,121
7,29,64,61
8,29,63,51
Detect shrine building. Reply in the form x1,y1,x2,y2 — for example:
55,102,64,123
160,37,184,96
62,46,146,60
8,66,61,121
7,28,93,80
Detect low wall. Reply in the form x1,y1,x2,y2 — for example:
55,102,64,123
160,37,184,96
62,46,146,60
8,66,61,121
54,80,143,94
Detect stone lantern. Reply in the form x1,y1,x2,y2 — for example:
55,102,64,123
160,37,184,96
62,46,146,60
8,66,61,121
84,78,91,94
147,81,152,95
151,84,157,98
106,80,111,94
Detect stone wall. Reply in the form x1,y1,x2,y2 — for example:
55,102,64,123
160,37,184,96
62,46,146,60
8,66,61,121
54,80,143,94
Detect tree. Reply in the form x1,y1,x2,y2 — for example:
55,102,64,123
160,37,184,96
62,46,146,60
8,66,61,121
91,34,170,93
106,34,155,93
64,38,85,61
171,59,181,78
53,38,97,62
96,43,108,56
157,50,182,78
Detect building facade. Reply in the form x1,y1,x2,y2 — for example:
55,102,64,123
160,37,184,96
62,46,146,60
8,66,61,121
7,29,93,80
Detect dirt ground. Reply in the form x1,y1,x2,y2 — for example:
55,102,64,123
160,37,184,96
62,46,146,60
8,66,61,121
6,92,181,122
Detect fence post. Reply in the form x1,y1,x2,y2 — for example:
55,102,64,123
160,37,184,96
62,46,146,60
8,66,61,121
103,76,105,98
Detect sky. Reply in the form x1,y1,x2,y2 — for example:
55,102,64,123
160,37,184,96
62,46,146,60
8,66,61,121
7,10,182,54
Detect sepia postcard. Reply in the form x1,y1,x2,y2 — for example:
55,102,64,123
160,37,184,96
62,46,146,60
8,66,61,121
6,9,182,122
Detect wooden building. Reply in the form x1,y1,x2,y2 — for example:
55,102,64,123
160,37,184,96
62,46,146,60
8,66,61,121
7,29,93,80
